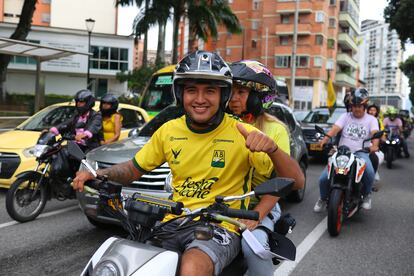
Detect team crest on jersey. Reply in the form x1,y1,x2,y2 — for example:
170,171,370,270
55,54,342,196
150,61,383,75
171,148,181,164
211,150,225,168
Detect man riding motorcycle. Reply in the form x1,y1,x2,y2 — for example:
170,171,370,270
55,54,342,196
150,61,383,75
72,51,304,276
314,88,379,212
48,89,102,152
383,107,410,158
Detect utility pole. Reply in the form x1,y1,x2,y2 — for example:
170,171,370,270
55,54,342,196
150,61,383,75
290,0,299,108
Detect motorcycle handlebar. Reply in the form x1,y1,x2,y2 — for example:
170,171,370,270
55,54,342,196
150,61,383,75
131,193,184,215
222,208,259,221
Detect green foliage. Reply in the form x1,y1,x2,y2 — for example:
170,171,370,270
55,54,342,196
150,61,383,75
116,63,163,95
399,55,414,106
384,0,414,45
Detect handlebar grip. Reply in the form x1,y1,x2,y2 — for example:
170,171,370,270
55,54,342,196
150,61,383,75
132,193,184,215
223,208,259,221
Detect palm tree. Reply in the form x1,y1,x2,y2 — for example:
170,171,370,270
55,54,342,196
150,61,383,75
187,0,241,53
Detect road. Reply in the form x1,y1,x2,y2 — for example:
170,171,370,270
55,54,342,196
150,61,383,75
0,138,413,275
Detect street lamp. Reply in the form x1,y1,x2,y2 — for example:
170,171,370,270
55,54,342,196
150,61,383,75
85,18,95,90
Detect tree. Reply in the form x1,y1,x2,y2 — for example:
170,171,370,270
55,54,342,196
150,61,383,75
0,0,37,101
399,56,414,107
384,0,414,45
116,63,162,94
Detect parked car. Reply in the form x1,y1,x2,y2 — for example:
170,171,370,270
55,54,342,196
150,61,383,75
78,103,309,227
300,106,347,157
293,110,309,122
0,101,149,189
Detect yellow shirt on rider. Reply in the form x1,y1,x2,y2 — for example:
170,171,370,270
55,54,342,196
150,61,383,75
102,113,123,142
132,114,274,233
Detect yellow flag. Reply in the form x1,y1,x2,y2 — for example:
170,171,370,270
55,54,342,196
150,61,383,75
327,73,336,108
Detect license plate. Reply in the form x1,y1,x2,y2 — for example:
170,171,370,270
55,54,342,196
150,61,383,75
310,144,323,151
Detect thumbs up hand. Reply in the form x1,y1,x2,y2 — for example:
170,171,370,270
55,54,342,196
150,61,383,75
236,123,278,154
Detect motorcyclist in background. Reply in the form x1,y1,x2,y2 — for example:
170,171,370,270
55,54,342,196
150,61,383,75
99,93,123,145
49,89,102,152
367,104,384,188
383,107,410,158
228,60,295,276
314,88,379,212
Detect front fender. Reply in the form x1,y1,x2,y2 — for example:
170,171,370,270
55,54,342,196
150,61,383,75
15,171,43,181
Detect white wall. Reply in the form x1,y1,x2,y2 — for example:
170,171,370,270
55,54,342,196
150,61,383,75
50,0,117,34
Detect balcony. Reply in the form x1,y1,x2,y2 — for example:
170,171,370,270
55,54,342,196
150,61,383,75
337,53,358,69
339,13,359,35
338,33,358,52
275,23,311,36
336,73,357,87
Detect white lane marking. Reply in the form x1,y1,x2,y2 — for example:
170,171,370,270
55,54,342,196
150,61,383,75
0,205,79,230
274,217,327,276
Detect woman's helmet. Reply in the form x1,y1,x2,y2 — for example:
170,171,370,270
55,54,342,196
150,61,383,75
74,89,95,115
173,51,233,111
229,60,276,117
350,88,369,106
387,106,398,119
99,93,119,117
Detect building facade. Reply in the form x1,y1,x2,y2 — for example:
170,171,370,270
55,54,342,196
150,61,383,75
187,0,360,110
358,19,404,108
0,0,132,98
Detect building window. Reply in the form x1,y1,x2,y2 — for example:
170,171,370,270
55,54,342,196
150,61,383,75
327,39,335,49
41,13,50,23
253,0,259,10
280,36,289,45
10,40,40,65
326,59,334,70
226,48,231,55
91,46,129,71
281,14,290,24
314,57,322,67
329,0,336,5
329,18,336,28
315,35,323,45
252,21,259,30
4,13,14,17
275,56,290,68
251,40,257,48
295,79,314,86
315,11,324,23
296,56,309,68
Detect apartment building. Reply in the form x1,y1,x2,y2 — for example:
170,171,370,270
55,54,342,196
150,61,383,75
0,0,133,97
358,19,404,108
194,0,360,110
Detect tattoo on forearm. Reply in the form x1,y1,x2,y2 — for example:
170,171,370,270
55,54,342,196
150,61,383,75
98,161,138,185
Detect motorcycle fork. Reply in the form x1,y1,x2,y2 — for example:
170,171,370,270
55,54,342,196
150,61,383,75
343,164,356,217
30,163,49,200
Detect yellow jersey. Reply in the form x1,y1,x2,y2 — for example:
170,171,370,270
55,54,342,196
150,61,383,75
133,114,274,233
102,113,123,142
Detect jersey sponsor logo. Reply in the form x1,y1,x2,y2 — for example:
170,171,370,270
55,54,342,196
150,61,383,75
211,150,225,168
175,177,219,199
213,139,234,144
169,136,188,141
171,148,181,164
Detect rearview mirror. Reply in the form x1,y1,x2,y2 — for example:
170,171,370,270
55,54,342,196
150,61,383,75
254,177,294,197
315,125,325,135
68,141,85,161
371,131,384,140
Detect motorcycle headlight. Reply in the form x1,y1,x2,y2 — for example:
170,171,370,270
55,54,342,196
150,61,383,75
391,141,396,145
336,155,350,169
395,138,400,143
23,145,50,158
94,260,120,276
386,140,390,144
165,171,173,193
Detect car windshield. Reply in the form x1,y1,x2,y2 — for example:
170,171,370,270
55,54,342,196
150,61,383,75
140,73,174,112
138,105,184,137
18,105,76,131
302,108,346,124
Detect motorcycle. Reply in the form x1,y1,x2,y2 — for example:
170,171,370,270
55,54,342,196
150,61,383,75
6,131,80,222
66,141,297,276
315,126,383,237
382,127,401,169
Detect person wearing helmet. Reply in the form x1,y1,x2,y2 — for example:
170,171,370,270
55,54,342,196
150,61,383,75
72,51,304,276
99,93,123,145
314,88,380,212
383,107,410,158
228,60,297,276
48,89,102,152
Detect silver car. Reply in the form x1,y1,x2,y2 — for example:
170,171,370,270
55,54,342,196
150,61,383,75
78,104,308,227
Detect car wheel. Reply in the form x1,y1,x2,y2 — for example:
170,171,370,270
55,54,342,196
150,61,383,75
286,161,307,203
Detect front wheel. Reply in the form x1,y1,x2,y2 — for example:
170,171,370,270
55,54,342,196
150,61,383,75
327,189,344,237
6,175,47,222
386,147,394,169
